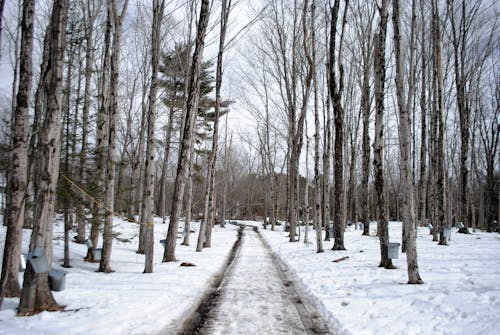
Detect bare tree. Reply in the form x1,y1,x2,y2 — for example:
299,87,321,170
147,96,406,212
18,0,69,315
164,0,211,262
328,0,349,251
373,0,394,269
0,0,35,304
392,0,423,284
98,0,129,273
197,0,232,251
141,0,166,273
431,0,448,246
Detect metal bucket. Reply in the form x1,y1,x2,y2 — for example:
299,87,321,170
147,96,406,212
94,248,103,261
387,242,400,259
28,248,49,274
49,269,67,291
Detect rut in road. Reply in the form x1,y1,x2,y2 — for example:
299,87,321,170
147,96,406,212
180,225,332,335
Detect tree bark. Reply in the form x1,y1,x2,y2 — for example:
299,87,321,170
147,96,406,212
328,0,349,251
392,0,423,284
18,0,69,315
142,0,165,273
431,0,448,246
99,0,129,273
1,0,35,303
373,0,394,269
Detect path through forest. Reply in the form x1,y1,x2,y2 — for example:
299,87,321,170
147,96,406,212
178,225,332,335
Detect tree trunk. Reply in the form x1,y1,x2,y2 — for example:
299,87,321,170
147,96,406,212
157,106,174,219
392,0,423,284
328,0,348,251
18,0,69,315
198,0,231,252
87,1,112,262
163,0,211,262
0,0,35,303
99,0,128,273
431,0,448,246
141,0,165,273
373,0,394,269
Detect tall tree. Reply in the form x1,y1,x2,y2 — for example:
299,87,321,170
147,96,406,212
197,0,232,251
98,0,129,273
163,0,211,262
0,0,35,304
18,0,69,315
142,0,166,273
392,0,423,284
373,0,394,269
328,0,349,251
431,0,448,246
87,0,112,261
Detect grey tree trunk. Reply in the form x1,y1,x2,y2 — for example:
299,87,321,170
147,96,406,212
328,0,349,251
417,0,428,222
373,0,394,269
163,0,211,262
198,0,232,252
157,107,174,219
87,1,112,262
0,0,35,303
431,0,448,246
392,0,423,284
142,0,165,273
99,0,129,273
18,0,69,315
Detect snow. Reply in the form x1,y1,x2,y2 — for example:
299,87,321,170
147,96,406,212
252,221,500,335
1,216,500,335
200,228,307,334
0,216,239,335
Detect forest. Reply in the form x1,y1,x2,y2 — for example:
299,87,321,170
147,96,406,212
0,0,498,316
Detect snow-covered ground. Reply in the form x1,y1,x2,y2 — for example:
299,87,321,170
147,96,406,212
251,221,500,335
0,216,239,335
1,216,499,335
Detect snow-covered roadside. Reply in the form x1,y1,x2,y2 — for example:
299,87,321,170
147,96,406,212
0,216,239,335
251,221,500,335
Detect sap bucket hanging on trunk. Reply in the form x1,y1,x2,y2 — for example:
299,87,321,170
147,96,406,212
94,248,103,261
27,247,50,274
49,269,67,291
387,242,400,259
